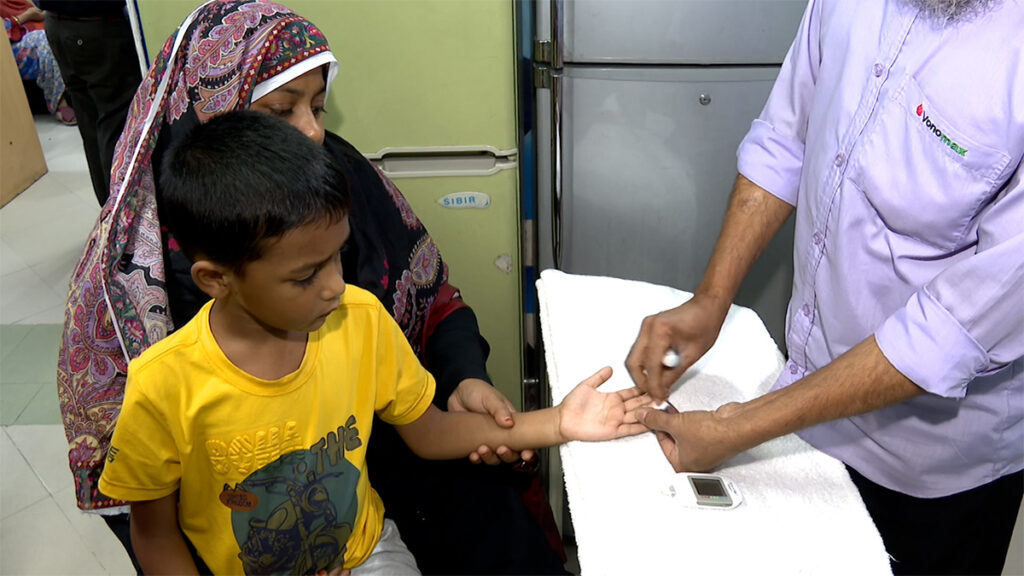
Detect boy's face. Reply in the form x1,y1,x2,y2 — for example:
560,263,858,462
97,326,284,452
225,216,350,334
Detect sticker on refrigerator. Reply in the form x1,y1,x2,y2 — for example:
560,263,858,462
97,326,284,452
438,191,490,209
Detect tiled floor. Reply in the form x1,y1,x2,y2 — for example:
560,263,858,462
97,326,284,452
1,115,1021,576
1,116,135,575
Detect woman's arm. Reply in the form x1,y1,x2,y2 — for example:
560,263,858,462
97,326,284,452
129,492,199,576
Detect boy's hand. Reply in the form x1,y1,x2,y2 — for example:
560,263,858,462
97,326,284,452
449,378,534,464
558,366,651,442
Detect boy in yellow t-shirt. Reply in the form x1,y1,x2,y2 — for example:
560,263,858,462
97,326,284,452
98,111,649,575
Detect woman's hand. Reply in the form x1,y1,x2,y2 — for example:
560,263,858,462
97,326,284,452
557,366,651,442
448,378,534,464
624,293,730,402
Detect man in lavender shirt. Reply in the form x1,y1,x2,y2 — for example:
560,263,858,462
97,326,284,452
626,0,1023,573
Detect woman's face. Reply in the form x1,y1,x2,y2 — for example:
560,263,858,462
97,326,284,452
250,67,328,145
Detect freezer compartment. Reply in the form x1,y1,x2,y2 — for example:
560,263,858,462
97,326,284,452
537,65,794,348
385,169,525,409
540,0,806,65
137,0,519,153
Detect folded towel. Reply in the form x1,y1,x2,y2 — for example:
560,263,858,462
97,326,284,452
537,270,890,575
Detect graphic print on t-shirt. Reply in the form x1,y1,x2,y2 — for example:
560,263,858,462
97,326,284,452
220,417,364,574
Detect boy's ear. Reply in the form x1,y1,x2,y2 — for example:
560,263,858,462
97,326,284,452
191,260,232,299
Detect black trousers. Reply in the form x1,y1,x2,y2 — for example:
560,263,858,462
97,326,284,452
44,13,141,206
847,466,1023,575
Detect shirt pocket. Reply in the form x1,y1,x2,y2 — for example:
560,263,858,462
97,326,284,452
849,74,1010,250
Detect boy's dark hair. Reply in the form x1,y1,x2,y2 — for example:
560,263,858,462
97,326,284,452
158,109,349,270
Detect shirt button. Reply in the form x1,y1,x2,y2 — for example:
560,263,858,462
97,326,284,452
789,362,799,374
801,304,811,316
77,39,83,46
834,153,846,167
812,231,823,245
873,63,884,77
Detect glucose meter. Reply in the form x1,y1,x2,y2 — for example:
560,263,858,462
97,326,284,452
662,473,743,510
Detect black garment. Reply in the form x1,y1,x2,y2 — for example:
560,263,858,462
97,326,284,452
36,1,124,18
847,465,1023,575
43,10,141,205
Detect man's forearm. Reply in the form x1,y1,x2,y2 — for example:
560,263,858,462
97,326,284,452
721,336,924,453
697,174,794,308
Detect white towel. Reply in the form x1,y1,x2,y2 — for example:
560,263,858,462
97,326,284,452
537,270,891,576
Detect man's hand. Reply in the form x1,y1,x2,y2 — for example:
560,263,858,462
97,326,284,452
558,366,652,442
448,378,534,464
624,293,730,402
634,402,744,472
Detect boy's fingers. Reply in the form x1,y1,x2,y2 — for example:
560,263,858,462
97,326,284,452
583,366,614,389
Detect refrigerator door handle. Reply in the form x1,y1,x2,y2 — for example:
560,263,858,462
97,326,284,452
550,0,564,68
550,69,563,269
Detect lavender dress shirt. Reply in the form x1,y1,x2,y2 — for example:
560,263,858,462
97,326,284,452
737,0,1023,497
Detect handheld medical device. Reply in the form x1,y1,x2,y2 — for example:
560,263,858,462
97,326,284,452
662,473,743,510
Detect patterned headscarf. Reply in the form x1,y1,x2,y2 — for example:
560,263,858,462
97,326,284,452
57,0,337,511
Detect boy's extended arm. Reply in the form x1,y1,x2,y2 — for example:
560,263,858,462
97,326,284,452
130,492,199,575
396,367,650,459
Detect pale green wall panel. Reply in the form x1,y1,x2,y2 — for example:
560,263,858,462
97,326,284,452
392,170,522,407
136,0,518,152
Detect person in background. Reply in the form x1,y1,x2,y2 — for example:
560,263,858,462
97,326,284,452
626,1,1023,574
2,0,75,125
59,1,570,574
38,0,141,206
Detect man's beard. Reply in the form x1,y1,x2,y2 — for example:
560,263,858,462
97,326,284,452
902,0,999,23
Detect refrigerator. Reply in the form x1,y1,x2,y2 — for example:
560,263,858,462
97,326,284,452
529,0,806,535
132,0,526,408
531,0,806,352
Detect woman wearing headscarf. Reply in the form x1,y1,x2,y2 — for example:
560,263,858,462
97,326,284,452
57,1,566,573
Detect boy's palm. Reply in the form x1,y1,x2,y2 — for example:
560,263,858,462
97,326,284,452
559,367,651,441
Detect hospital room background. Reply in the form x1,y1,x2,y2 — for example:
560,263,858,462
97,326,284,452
1,0,1021,574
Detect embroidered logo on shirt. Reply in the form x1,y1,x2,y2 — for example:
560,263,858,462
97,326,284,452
916,104,968,157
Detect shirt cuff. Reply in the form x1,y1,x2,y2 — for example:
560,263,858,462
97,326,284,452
736,119,804,207
875,289,989,398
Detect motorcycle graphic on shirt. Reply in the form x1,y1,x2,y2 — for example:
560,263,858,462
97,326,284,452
221,421,363,575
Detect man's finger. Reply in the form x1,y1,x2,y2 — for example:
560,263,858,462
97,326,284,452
636,407,670,432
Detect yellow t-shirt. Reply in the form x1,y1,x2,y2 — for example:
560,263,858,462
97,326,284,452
98,286,435,574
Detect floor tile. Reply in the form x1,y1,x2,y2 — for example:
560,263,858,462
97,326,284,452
0,237,30,276
0,495,109,575
0,267,63,324
2,209,96,278
0,324,61,383
1,382,42,425
0,177,78,238
16,382,62,425
53,486,136,575
18,303,68,325
0,427,49,520
6,425,72,496
34,245,82,297
1,323,32,360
